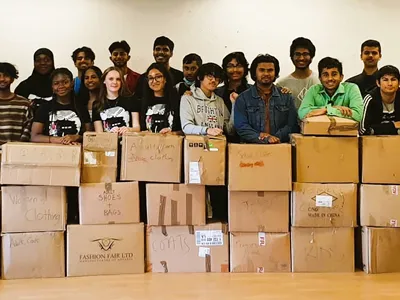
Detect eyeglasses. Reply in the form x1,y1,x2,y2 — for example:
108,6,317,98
226,64,244,70
205,74,221,83
147,75,164,83
293,52,311,58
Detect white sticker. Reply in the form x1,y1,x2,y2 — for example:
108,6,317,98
105,151,115,157
391,186,399,196
195,230,223,246
257,267,264,273
198,247,211,258
189,162,201,184
390,219,398,227
316,195,333,207
84,152,97,165
209,148,219,152
258,232,266,246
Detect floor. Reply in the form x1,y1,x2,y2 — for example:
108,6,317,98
0,272,400,300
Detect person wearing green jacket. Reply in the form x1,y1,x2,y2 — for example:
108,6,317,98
298,57,364,121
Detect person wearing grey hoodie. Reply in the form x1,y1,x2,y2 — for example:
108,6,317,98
180,63,234,137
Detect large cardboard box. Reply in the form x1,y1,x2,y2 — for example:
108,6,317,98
120,133,183,183
291,134,359,183
291,227,354,272
230,232,290,273
184,135,226,186
291,183,357,227
79,182,139,225
301,116,358,136
146,223,229,273
67,223,144,277
82,132,118,183
1,142,81,186
228,144,291,191
2,231,65,279
2,186,66,233
362,136,400,184
360,184,400,227
146,184,206,226
362,226,400,274
229,191,289,232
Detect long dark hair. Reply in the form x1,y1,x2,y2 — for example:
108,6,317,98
78,66,102,106
222,51,249,88
93,66,129,113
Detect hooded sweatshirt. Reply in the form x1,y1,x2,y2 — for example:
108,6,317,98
180,86,234,135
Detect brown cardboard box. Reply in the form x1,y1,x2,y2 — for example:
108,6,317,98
79,182,139,225
2,186,66,233
362,136,400,184
82,132,118,183
146,184,206,226
67,223,144,277
120,133,183,183
1,142,81,186
230,232,290,273
291,227,354,272
146,223,229,273
184,135,226,185
2,231,65,279
291,183,357,227
228,144,291,191
360,184,400,227
229,191,289,232
291,134,359,183
362,226,400,274
301,116,359,136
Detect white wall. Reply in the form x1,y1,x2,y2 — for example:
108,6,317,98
1,0,398,88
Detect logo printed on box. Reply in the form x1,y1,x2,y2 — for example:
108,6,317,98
91,238,122,251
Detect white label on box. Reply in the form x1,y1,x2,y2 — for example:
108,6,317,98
257,267,264,273
209,148,218,152
391,186,399,196
105,151,115,157
84,152,97,165
390,219,398,227
258,232,266,246
198,247,211,258
315,195,333,207
195,230,223,246
189,162,201,184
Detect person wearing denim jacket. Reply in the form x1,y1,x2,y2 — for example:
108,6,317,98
234,54,299,144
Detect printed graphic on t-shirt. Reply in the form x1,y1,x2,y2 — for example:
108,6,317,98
382,106,395,123
48,110,81,137
100,106,130,132
196,104,223,129
145,104,173,132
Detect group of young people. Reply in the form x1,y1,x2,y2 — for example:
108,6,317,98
0,36,399,221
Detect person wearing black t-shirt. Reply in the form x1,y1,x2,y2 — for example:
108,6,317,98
92,66,140,134
139,63,181,133
31,68,91,144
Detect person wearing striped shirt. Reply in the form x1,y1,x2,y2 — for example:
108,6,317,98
360,65,400,135
0,63,33,145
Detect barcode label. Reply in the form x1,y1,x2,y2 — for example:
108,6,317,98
195,230,223,246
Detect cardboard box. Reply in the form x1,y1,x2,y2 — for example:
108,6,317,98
230,232,290,273
146,223,229,273
120,133,183,183
291,227,354,272
362,136,400,184
301,116,359,136
1,142,81,186
184,135,226,186
229,191,289,232
2,186,66,233
146,184,206,226
79,182,139,225
67,223,144,277
2,231,65,279
291,134,359,183
82,132,118,183
291,183,357,227
362,226,400,274
228,144,291,191
360,184,400,227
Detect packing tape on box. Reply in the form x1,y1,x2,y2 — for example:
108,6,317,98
161,226,168,237
186,193,193,225
221,264,229,273
188,225,195,235
160,261,168,273
327,116,359,133
158,195,167,226
257,191,264,197
222,224,228,235
205,254,211,272
171,200,179,225
105,183,112,192
258,225,266,232
172,184,180,191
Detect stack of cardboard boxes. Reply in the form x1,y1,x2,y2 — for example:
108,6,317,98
0,142,80,279
361,136,400,273
228,143,292,273
290,116,359,272
67,132,144,277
